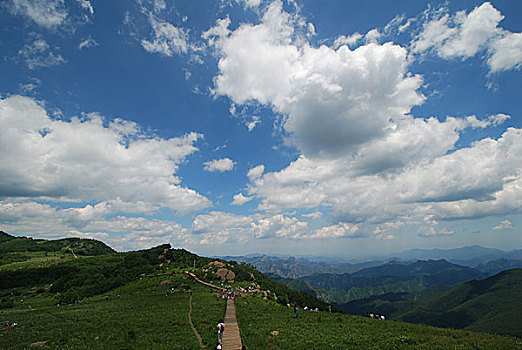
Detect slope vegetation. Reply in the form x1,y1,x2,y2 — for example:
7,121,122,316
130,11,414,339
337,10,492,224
398,268,522,337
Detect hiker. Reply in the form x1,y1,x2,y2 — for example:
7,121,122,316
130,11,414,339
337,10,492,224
217,319,225,344
217,294,220,302
295,305,299,318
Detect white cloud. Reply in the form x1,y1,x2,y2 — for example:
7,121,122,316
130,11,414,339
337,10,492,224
465,113,510,129
210,1,424,158
191,211,254,244
203,17,231,49
412,2,503,58
300,222,359,239
0,199,192,251
0,95,211,215
10,0,68,28
141,15,189,56
245,127,522,229
204,158,235,172
251,214,309,239
419,226,455,237
18,39,66,69
236,0,263,9
19,77,41,94
487,32,522,73
247,165,265,181
205,2,522,235
492,219,513,231
411,2,522,73
231,193,253,206
302,211,322,219
247,115,261,131
333,32,362,49
78,36,99,50
364,29,381,44
76,0,93,15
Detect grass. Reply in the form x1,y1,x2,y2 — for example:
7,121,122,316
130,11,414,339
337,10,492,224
0,251,74,272
0,272,226,349
235,294,522,350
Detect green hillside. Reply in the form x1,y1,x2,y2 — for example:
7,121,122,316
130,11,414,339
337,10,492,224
1,235,521,348
0,231,115,272
398,268,522,337
235,293,521,350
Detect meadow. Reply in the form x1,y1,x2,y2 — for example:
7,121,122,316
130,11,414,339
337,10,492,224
235,293,522,350
0,273,225,349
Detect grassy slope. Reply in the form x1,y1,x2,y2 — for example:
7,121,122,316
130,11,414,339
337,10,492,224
235,294,522,349
0,272,226,349
398,268,522,337
2,234,521,348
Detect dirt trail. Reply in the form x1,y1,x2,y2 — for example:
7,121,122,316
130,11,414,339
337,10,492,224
189,293,206,349
69,248,78,259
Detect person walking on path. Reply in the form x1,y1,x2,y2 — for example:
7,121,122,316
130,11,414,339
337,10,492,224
217,319,225,344
295,305,299,318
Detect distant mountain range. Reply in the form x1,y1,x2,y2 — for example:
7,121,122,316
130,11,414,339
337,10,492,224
221,245,522,279
222,247,522,312
219,255,372,279
297,259,487,304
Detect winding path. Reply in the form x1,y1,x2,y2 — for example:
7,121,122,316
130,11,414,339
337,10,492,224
188,293,206,349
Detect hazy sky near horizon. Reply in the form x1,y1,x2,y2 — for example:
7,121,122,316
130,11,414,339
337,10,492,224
0,0,521,257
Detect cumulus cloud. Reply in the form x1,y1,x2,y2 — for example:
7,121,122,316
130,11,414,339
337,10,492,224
487,32,522,73
0,95,211,215
204,158,235,172
492,219,513,231
245,127,522,231
251,214,309,239
209,1,425,158
204,1,522,239
411,2,522,73
191,211,254,244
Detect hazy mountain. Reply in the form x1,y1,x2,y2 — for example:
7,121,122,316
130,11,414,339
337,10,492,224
219,255,367,279
387,246,506,265
292,259,486,304
475,258,522,276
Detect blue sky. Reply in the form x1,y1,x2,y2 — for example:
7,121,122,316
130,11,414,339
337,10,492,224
0,0,521,257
